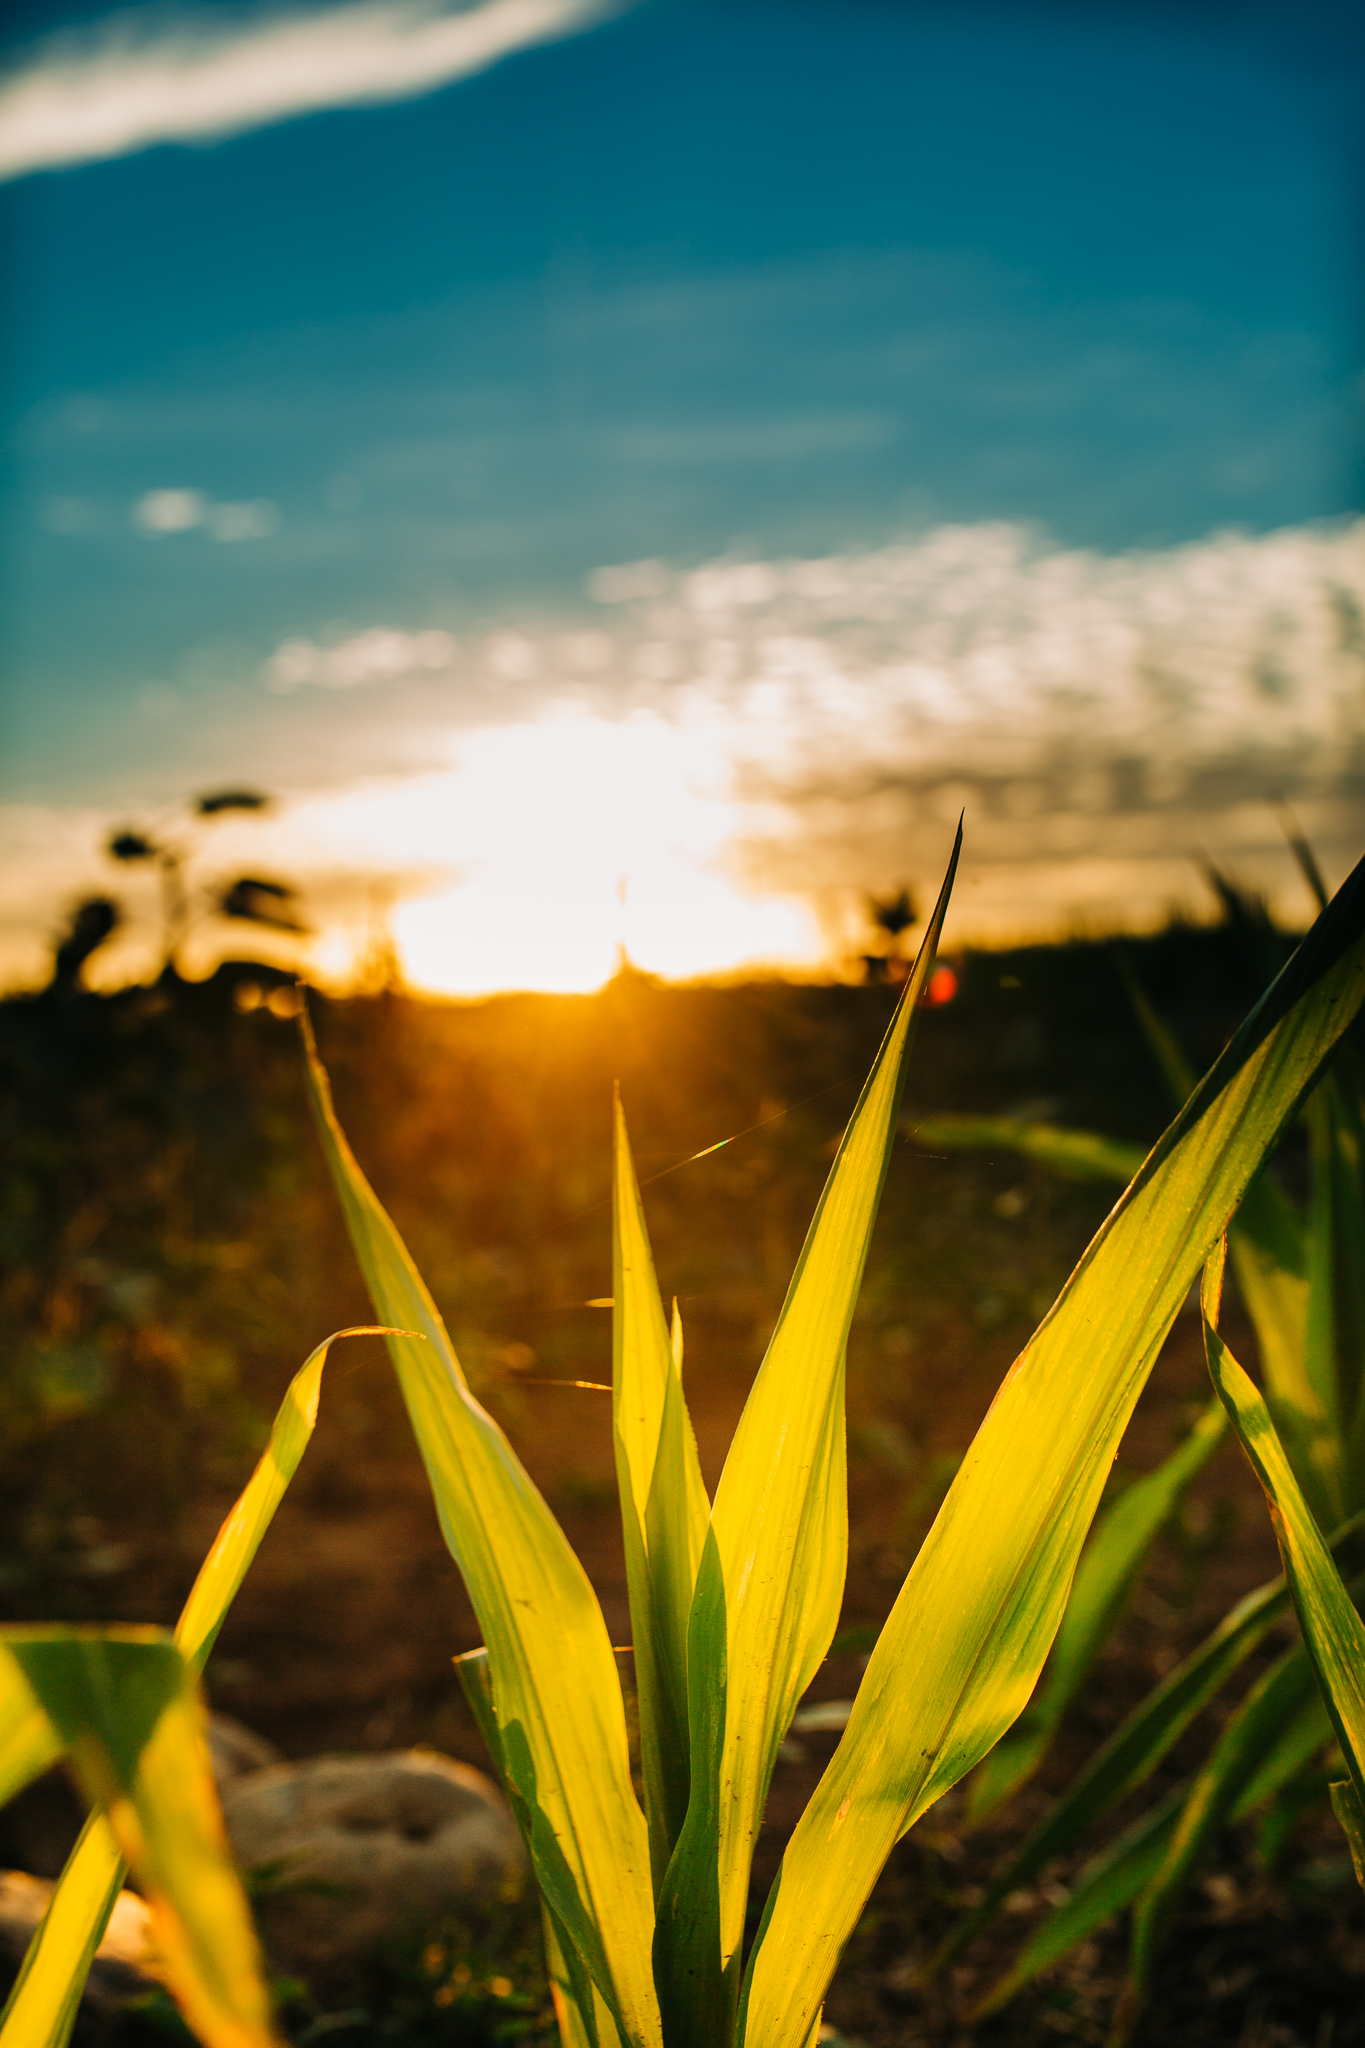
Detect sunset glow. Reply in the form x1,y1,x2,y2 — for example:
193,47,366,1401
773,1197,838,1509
296,714,825,996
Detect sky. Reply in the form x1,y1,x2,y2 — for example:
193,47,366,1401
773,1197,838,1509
1,0,1362,993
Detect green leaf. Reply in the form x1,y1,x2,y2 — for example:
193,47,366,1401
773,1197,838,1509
1,1628,276,2048
907,1115,1143,1186
457,1649,622,2048
1116,956,1324,1509
741,853,1365,2048
612,1101,710,1893
302,1020,659,2048
1112,949,1198,1106
0,1654,61,1810
1205,1245,1365,1816
656,827,962,2048
977,1662,1334,2023
970,1784,1187,2022
1122,1638,1322,2037
966,1397,1227,1823
1310,1069,1365,1500
925,1518,1365,1988
0,1815,123,2048
906,1111,1318,1516
0,1329,391,2048
1329,1780,1365,1889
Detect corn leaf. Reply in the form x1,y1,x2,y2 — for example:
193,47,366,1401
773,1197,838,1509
1329,1781,1365,1888
612,1103,710,1893
655,826,962,2047
0,1328,391,2048
1310,1069,1365,1498
456,1649,621,2048
303,1021,658,2048
1,1628,276,2048
741,852,1365,2048
908,1114,1143,1186
978,1664,1334,2024
0,1814,124,2048
1329,1068,1365,1471
1205,1248,1365,1820
1121,1638,1321,2038
966,1397,1227,1823
0,1655,61,1809
927,1513,1365,1988
1304,1090,1347,1519
970,1784,1188,2022
906,1114,1317,1513
1113,948,1199,1105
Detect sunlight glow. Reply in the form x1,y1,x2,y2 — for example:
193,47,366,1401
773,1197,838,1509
296,714,825,996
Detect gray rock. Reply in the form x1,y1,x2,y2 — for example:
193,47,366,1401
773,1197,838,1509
221,1749,526,1991
0,1868,158,2040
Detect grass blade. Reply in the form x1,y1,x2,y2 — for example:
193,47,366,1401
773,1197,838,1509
966,1397,1227,1823
0,1656,61,1809
303,1020,658,2048
1329,1780,1365,1888
0,1329,391,2048
613,1099,709,1893
741,852,1365,2048
908,1116,1142,1186
0,1814,123,2048
970,1785,1187,2022
1,1628,277,2048
175,1329,399,1674
1205,1242,1365,1823
978,1666,1333,2024
655,827,962,2046
1120,1638,1321,2041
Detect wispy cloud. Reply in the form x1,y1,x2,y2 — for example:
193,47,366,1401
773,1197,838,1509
0,0,620,182
4,518,1362,995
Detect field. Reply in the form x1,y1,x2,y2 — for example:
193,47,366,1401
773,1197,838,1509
3,921,1362,2046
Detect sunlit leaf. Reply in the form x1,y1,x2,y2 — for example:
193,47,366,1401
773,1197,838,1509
741,854,1365,2048
303,1020,658,2048
966,1397,1227,1823
1,1628,276,2048
1122,1639,1321,2038
970,1785,1187,2021
1329,1781,1365,1889
1205,1242,1365,1871
653,828,962,2048
0,1655,61,1810
908,1115,1142,1186
612,1102,709,1892
0,1329,392,2048
978,1658,1334,2022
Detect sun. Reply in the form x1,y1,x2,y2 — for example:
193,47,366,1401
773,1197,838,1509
298,713,825,996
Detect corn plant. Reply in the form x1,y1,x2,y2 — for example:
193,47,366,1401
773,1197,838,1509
2,830,1364,2048
911,874,1365,2030
0,1326,401,2048
1201,1237,1365,1906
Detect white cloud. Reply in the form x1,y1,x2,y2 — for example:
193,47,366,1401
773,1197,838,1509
133,488,279,539
4,518,1362,995
134,487,205,533
265,625,458,690
0,0,621,182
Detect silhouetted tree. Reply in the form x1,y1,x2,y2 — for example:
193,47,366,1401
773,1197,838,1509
49,898,120,994
859,885,919,983
105,789,304,975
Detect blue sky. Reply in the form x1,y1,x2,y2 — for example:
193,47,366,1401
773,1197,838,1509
0,0,1361,988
